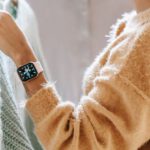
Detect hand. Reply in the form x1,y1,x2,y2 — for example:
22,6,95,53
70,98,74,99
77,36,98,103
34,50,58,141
0,11,35,64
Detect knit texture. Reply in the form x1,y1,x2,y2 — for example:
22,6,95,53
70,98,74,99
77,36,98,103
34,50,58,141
0,53,34,150
26,8,150,150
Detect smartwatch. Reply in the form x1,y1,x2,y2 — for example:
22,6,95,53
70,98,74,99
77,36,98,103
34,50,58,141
17,61,43,82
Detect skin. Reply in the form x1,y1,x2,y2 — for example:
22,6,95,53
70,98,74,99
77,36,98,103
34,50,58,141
135,0,150,12
0,1,150,97
0,11,47,96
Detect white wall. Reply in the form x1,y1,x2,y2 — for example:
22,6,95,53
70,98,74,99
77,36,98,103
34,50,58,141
27,0,134,103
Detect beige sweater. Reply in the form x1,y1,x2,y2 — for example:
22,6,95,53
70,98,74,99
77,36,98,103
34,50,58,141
26,8,150,150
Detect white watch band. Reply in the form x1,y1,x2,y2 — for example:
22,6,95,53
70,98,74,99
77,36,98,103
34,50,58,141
32,61,43,74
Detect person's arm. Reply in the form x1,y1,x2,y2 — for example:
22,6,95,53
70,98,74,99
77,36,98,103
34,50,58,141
1,11,150,150
13,27,150,150
0,11,47,97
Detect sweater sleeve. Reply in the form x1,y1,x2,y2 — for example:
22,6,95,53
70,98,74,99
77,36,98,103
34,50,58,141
26,33,150,150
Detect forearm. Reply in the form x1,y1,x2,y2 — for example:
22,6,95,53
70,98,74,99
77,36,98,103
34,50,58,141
0,12,47,97
13,45,48,97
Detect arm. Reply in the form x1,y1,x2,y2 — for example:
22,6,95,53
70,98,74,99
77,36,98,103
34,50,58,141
17,34,150,150
25,61,150,150
0,11,47,96
1,11,150,150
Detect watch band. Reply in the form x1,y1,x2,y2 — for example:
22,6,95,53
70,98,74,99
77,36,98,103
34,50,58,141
32,61,43,74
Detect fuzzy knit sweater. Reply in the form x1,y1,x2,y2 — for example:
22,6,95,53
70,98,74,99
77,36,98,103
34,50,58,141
26,8,150,150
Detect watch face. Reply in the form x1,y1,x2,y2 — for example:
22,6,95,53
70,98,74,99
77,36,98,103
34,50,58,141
17,63,38,81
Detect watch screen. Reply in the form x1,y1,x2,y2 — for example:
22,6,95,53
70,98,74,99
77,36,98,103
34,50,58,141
17,63,38,81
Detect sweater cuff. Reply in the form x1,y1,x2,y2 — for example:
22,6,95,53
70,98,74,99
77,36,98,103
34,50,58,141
26,83,61,124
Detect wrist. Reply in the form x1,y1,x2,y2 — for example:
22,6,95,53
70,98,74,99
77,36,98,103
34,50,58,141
13,46,48,97
13,46,37,67
24,73,48,97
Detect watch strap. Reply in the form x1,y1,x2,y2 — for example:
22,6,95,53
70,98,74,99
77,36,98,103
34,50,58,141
32,61,43,74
